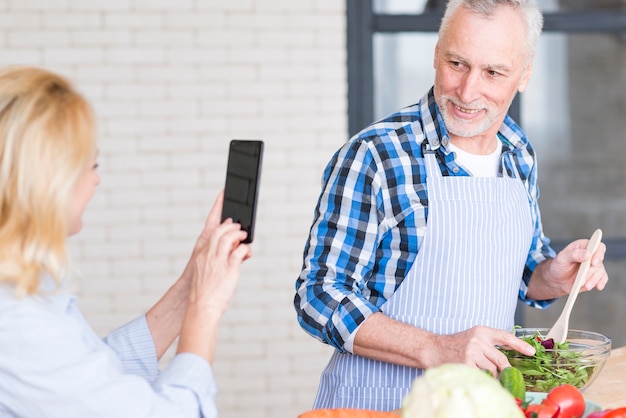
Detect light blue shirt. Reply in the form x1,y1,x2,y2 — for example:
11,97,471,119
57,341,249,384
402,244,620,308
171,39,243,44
0,283,218,417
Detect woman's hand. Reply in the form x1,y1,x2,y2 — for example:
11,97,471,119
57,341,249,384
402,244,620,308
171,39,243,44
176,190,252,362
187,217,251,315
180,190,250,285
146,190,251,360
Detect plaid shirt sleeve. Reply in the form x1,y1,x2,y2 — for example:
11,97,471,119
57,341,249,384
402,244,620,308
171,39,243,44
294,138,385,352
294,105,435,352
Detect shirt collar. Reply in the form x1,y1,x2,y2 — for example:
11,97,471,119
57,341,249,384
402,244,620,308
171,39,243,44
37,275,76,314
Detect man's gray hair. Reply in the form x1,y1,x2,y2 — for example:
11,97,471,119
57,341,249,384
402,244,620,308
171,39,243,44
439,0,544,60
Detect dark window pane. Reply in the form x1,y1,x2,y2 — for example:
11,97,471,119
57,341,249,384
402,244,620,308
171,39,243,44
373,0,432,15
525,33,626,242
373,33,436,120
373,0,626,15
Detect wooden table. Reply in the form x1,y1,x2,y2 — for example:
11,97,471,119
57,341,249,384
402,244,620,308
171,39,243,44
584,345,626,408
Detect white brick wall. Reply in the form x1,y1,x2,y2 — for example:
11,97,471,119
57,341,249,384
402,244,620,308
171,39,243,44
1,1,345,416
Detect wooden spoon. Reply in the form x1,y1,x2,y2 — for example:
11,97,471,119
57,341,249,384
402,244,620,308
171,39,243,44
545,229,603,343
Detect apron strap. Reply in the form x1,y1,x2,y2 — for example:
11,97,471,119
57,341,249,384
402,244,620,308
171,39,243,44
423,144,442,179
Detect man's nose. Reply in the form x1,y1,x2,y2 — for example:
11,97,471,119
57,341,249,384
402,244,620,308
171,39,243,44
457,71,481,104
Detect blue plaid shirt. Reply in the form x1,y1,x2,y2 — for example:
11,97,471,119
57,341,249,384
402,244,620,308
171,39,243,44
294,88,556,353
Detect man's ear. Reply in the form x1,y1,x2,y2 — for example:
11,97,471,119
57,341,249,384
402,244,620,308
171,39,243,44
517,57,534,93
433,43,440,70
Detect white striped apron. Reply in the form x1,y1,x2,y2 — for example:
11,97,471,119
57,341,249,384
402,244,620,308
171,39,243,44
311,148,534,411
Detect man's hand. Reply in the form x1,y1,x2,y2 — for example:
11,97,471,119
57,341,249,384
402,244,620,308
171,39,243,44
353,314,534,377
427,326,535,377
527,237,608,301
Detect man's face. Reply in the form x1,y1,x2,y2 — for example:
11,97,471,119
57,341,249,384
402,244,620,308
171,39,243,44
433,5,533,140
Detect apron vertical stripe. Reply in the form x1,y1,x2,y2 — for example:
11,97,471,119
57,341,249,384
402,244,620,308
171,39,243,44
312,152,534,411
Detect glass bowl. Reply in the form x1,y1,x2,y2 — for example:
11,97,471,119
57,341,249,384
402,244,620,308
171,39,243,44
503,328,611,393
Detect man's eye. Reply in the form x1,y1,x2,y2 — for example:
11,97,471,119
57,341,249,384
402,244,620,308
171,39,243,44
487,70,501,77
450,61,466,70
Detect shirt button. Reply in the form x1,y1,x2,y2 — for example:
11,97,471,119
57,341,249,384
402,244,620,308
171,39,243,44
432,139,439,145
452,167,459,173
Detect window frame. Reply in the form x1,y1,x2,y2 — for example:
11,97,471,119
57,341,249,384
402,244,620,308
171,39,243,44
347,2,626,326
346,1,626,261
347,1,626,136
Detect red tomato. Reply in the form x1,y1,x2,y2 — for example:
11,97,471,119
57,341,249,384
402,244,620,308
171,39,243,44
516,398,525,413
605,408,626,418
525,401,559,418
525,403,540,417
587,411,610,418
546,384,586,418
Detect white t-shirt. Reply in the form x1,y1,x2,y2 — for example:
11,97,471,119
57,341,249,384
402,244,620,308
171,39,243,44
449,141,501,177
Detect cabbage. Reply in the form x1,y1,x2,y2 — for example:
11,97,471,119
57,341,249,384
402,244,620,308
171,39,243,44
401,364,524,418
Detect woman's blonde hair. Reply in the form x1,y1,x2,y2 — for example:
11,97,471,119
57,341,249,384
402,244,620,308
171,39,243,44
0,66,96,295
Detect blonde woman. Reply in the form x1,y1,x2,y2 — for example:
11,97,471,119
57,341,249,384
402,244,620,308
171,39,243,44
0,66,251,417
